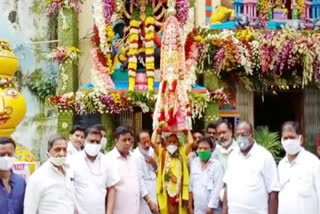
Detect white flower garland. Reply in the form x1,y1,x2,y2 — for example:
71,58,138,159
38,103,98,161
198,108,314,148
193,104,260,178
93,0,109,55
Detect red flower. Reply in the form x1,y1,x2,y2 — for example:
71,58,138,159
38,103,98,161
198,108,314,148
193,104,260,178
91,25,100,45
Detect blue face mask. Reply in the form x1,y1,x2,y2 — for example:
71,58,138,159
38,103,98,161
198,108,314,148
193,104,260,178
236,136,251,151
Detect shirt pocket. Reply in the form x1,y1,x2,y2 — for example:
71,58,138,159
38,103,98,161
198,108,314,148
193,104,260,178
246,168,261,188
296,176,313,197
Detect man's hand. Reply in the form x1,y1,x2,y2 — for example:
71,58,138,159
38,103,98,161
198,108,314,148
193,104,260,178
206,208,214,214
147,200,159,213
145,156,158,171
188,207,194,214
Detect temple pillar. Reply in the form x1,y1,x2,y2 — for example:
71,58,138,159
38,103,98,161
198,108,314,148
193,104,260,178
57,8,79,136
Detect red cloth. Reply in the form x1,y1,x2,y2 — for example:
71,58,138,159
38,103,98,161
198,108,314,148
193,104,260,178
318,134,320,147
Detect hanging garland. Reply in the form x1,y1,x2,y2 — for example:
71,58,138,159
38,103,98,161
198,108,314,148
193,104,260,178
194,27,320,93
128,8,140,91
48,90,216,116
145,5,155,91
47,46,80,91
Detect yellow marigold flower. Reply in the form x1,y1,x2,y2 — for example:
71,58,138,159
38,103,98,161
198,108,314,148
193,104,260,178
145,48,154,55
145,17,155,25
130,20,140,27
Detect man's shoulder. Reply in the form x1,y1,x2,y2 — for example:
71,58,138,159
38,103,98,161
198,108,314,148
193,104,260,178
301,149,320,165
28,161,49,182
254,143,275,159
11,172,26,186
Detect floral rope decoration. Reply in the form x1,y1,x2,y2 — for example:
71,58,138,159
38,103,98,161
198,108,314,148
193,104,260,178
145,5,155,91
47,46,80,91
91,0,116,91
48,90,210,116
196,27,320,93
128,8,140,91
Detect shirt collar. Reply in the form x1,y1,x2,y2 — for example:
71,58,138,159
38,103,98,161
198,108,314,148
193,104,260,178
47,160,68,176
112,147,132,159
220,140,237,154
284,147,305,165
0,170,16,187
238,141,257,158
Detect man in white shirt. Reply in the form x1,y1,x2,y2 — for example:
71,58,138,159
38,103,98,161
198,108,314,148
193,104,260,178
189,137,224,214
70,126,119,214
67,126,85,156
187,131,203,167
222,121,279,214
206,123,221,159
107,126,158,214
24,134,75,214
216,121,238,170
133,130,158,214
91,124,108,152
278,121,320,214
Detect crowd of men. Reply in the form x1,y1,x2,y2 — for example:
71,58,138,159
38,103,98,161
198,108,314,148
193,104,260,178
0,120,320,214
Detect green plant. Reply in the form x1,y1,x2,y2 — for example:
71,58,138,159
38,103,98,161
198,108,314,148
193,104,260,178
254,126,283,162
26,68,57,102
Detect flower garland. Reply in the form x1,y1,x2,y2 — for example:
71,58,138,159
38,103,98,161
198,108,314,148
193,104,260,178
153,15,191,132
196,28,320,93
47,46,80,91
164,153,182,197
128,8,140,91
48,90,210,116
145,5,155,92
46,0,82,17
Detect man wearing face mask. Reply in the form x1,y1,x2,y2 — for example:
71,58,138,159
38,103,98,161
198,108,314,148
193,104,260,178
278,121,320,214
24,134,75,214
0,137,26,214
107,126,158,214
92,124,108,153
222,121,279,214
216,121,238,170
189,137,224,214
206,123,221,159
151,130,193,214
67,126,85,157
69,126,119,214
187,131,203,167
133,130,158,214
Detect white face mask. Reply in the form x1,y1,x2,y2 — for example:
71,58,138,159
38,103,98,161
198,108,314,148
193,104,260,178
85,142,101,157
0,156,15,170
236,136,251,151
101,137,107,149
166,145,178,155
47,152,66,167
139,147,149,157
281,136,301,155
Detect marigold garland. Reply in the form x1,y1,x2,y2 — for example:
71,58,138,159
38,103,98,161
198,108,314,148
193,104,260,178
145,5,155,91
128,8,140,91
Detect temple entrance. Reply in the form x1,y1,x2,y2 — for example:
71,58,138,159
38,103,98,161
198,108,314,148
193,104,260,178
254,90,303,133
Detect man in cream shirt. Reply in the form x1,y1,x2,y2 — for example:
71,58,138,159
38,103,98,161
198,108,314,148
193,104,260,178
216,121,238,170
69,126,119,214
24,135,75,214
278,121,320,214
133,130,158,214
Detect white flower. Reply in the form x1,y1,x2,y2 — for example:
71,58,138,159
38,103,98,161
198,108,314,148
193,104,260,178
62,122,69,129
